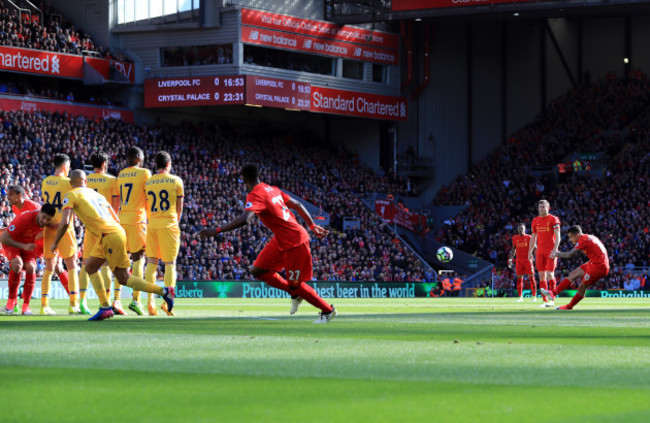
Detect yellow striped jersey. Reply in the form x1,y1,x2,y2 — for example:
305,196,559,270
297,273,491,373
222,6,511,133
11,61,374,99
63,187,122,237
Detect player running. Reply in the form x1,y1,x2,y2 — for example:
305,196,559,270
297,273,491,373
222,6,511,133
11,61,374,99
118,146,151,315
41,154,80,315
79,152,121,315
144,152,183,316
198,164,337,323
508,223,537,302
51,170,174,321
1,205,56,315
541,225,610,310
528,199,560,307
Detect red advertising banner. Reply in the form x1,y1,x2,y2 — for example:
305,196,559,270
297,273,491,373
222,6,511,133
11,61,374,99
241,8,399,51
311,86,407,121
241,26,398,65
245,76,311,110
0,95,134,123
144,76,246,108
375,199,394,223
393,206,427,233
85,56,110,79
0,46,84,79
392,0,538,11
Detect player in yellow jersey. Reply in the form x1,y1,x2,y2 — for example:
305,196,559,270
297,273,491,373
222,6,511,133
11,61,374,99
41,153,80,315
78,152,121,315
118,146,151,315
144,152,184,316
51,170,174,321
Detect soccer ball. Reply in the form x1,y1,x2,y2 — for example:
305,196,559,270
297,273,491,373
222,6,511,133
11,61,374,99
436,246,453,263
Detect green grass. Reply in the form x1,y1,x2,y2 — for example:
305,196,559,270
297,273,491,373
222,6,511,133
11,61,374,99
1,298,649,422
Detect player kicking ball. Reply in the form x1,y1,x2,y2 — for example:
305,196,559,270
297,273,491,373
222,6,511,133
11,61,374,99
540,225,610,310
198,164,337,323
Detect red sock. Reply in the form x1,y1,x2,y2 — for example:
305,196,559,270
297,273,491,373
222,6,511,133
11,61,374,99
58,270,70,295
539,280,548,301
292,283,333,313
258,271,290,291
22,273,36,305
8,270,21,300
530,276,537,298
516,277,523,297
566,293,584,309
549,278,557,292
555,278,572,295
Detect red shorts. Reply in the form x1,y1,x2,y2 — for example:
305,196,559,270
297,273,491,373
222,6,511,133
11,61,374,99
2,245,38,265
536,252,557,272
580,262,609,287
254,238,313,285
515,260,534,276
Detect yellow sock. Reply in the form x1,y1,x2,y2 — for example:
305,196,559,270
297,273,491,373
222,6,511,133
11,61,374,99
131,258,144,302
164,263,176,288
79,267,89,300
101,266,113,301
145,263,157,303
41,269,53,307
68,269,79,307
127,275,164,296
89,271,110,308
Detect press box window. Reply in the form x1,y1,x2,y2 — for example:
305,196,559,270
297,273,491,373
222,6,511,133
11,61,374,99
342,60,364,80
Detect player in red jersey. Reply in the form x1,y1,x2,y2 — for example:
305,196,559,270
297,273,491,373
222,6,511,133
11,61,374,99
198,164,337,323
528,199,561,307
1,204,57,314
6,185,70,296
507,223,537,302
542,225,610,310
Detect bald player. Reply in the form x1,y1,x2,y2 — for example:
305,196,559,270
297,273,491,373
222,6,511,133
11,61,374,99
51,170,174,321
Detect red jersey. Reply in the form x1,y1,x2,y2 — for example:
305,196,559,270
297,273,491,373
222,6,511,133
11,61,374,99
512,234,532,261
6,210,42,244
11,198,40,215
245,183,310,251
531,214,561,253
575,234,609,266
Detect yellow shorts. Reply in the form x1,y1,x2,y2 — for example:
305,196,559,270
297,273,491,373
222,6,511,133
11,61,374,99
121,222,146,254
43,225,77,259
145,226,181,263
82,229,99,260
89,230,131,271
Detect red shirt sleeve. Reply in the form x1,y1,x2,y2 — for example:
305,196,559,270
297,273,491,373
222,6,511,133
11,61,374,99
244,190,265,214
553,216,561,229
531,218,538,234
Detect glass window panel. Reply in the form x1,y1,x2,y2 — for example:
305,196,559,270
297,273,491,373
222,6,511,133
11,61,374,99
124,0,135,22
117,0,125,24
179,0,192,12
150,0,164,18
164,0,176,15
135,0,149,20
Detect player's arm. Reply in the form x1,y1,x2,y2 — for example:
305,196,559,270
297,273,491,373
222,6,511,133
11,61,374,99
285,196,329,239
552,248,580,259
111,195,120,212
50,208,73,253
507,246,516,268
528,233,537,259
552,226,561,253
197,210,255,239
176,196,184,223
0,230,35,251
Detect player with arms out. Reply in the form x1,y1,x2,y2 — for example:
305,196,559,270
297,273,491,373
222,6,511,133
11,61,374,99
41,154,80,315
79,152,121,315
51,170,174,321
1,205,56,314
118,147,151,315
528,199,561,307
541,225,610,310
198,164,337,323
508,223,537,302
144,152,183,316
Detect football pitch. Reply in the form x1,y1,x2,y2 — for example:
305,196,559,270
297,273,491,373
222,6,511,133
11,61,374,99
1,298,649,422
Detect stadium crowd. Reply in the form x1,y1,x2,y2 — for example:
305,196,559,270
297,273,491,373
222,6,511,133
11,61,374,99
434,73,650,290
0,111,429,282
0,0,125,59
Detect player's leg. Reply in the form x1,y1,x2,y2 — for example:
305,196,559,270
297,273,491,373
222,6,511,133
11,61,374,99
284,243,335,322
251,238,291,291
41,256,57,315
515,276,524,302
63,255,80,314
127,222,147,313
78,230,93,314
159,226,181,316
54,258,69,296
21,256,37,315
84,255,114,321
4,249,23,313
528,274,537,299
545,257,558,307
144,227,161,315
